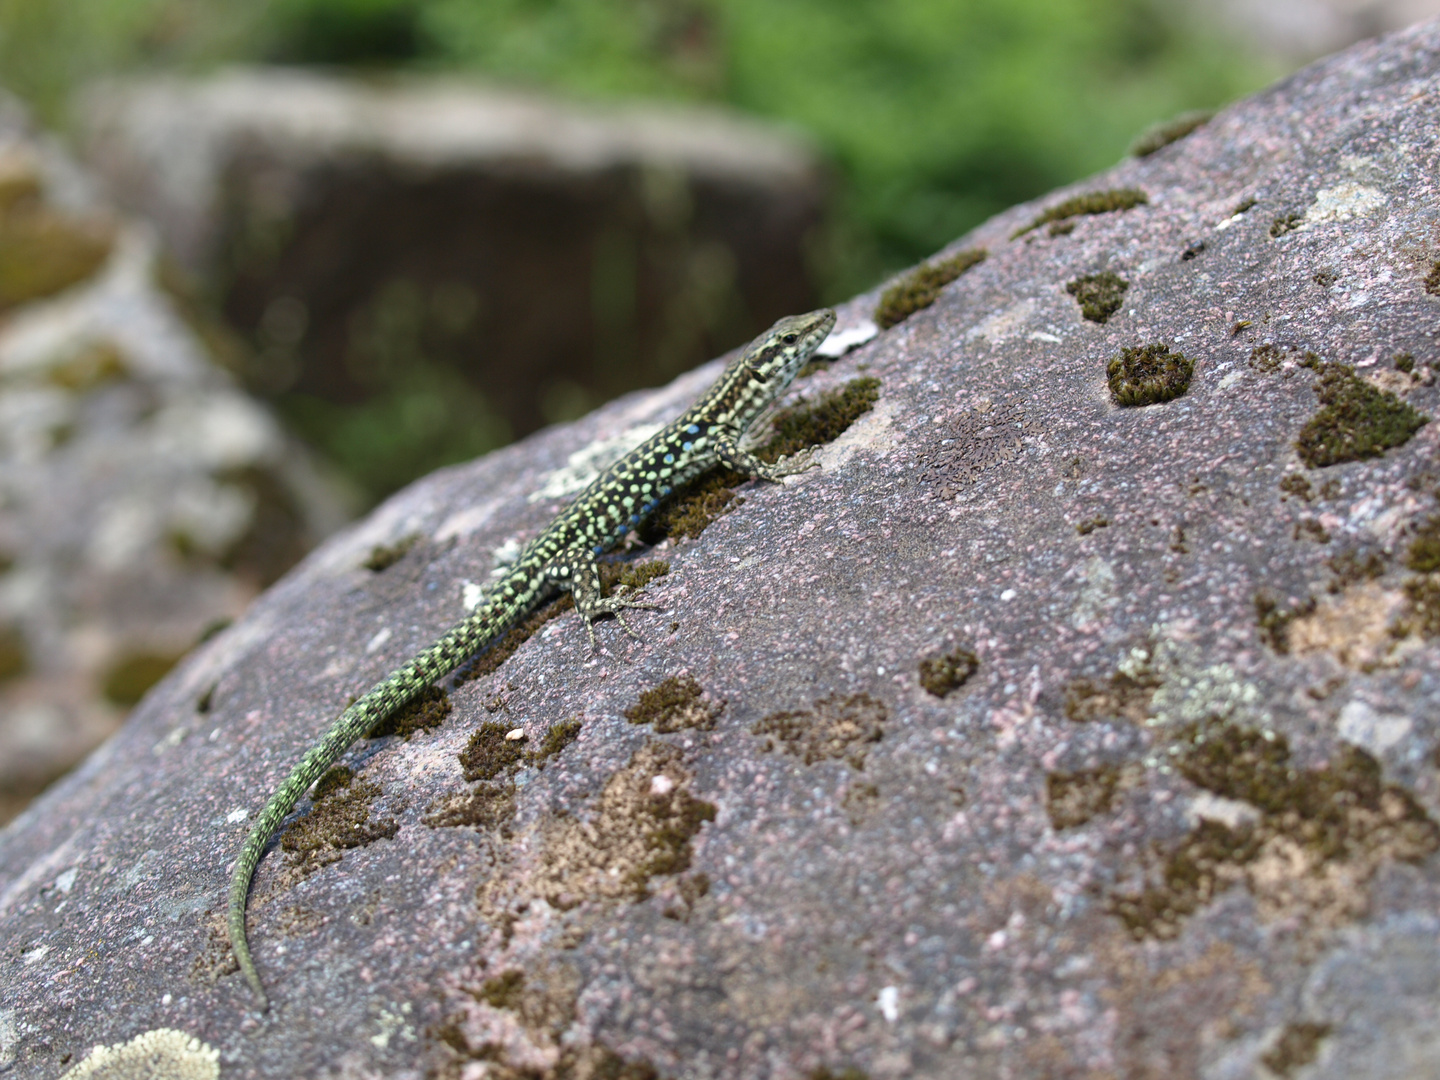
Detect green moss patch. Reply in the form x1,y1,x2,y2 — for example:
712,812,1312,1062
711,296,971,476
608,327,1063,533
624,673,722,732
643,472,745,542
1294,363,1428,468
1401,575,1440,638
753,693,887,770
1110,721,1440,940
1046,765,1123,829
1326,547,1385,592
1270,213,1304,238
423,781,516,830
1278,473,1312,501
531,741,714,907
1406,516,1440,572
281,765,398,866
0,626,28,683
46,339,128,392
1255,590,1315,653
368,684,451,740
1425,259,1440,296
0,196,114,315
874,248,987,329
1129,110,1212,157
1076,516,1109,535
1066,271,1129,324
1262,1022,1332,1078
1107,343,1193,407
1250,343,1284,374
459,721,528,781
101,650,182,706
645,377,879,542
763,376,881,460
478,969,526,1009
1063,666,1160,724
530,718,582,767
917,646,979,698
1011,188,1148,239
363,533,421,571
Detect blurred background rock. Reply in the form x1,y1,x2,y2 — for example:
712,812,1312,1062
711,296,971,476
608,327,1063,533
0,0,1435,822
0,98,351,825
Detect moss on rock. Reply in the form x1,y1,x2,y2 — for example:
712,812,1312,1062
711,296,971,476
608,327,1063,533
874,248,987,329
1106,344,1193,407
1066,271,1129,324
1012,188,1148,239
1294,363,1428,468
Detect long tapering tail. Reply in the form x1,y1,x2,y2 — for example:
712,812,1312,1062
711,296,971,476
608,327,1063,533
226,604,511,1010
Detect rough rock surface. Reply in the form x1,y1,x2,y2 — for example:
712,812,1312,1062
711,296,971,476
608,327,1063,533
76,70,826,493
6,21,1440,1080
0,97,351,827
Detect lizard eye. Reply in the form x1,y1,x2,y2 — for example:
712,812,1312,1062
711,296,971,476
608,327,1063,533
782,332,798,344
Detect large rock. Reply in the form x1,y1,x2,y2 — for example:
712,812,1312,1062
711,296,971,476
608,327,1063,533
0,98,352,827
76,71,827,495
6,19,1440,1079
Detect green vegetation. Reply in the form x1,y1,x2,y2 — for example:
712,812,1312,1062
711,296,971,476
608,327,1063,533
1269,212,1304,237
4,0,1271,296
0,0,1273,501
1046,764,1122,829
1110,720,1439,940
101,650,182,706
874,248,986,329
367,683,450,739
1294,362,1428,468
624,673,722,732
917,645,978,698
1261,1023,1332,1079
1106,343,1193,406
1128,108,1212,156
1066,270,1129,323
1011,188,1148,239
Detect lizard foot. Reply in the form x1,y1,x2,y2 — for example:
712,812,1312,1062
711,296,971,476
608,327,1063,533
580,587,661,648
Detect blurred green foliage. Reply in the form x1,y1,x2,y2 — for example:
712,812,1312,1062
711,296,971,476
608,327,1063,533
7,0,1274,291
0,0,1276,502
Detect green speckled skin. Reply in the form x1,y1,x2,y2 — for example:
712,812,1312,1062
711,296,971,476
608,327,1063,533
228,308,836,1010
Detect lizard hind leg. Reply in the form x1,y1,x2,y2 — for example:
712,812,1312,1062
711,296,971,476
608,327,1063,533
547,553,660,649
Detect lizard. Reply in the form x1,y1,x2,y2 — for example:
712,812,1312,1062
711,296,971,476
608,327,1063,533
227,306,837,1010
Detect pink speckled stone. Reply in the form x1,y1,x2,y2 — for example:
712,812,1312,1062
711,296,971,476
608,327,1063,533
6,20,1440,1080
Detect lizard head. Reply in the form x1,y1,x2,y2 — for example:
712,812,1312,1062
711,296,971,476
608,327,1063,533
741,307,837,388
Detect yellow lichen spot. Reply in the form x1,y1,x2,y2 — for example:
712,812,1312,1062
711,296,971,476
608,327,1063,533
0,174,114,313
1287,581,1410,669
45,340,130,393
61,1028,219,1080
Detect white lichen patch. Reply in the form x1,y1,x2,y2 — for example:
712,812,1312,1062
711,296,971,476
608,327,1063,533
1337,700,1412,756
60,1028,219,1080
1070,556,1117,629
1146,637,1267,732
1304,181,1386,226
965,299,1037,347
529,422,662,503
814,318,878,358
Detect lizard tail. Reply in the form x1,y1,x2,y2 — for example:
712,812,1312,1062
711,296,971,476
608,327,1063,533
226,606,514,1010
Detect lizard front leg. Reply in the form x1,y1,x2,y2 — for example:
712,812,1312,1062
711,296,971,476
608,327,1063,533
712,433,820,483
545,550,659,649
